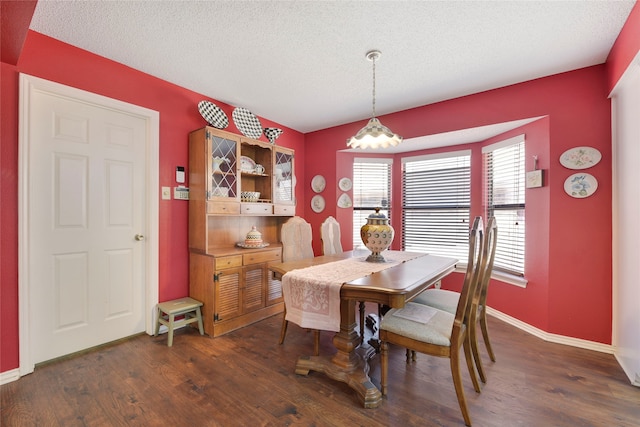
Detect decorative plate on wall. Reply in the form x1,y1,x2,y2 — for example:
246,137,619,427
564,173,598,198
338,177,352,191
337,193,352,208
198,100,229,129
232,107,262,139
311,195,326,213
560,146,602,170
311,175,326,193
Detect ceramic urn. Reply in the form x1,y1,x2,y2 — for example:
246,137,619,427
360,207,394,262
244,226,263,247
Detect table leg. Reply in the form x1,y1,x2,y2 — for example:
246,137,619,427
295,298,382,408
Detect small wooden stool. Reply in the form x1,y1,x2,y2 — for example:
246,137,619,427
155,297,204,347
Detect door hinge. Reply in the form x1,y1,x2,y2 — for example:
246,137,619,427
214,273,220,282
214,313,219,321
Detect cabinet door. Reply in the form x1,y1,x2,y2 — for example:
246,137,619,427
214,267,242,321
266,262,283,306
242,264,266,313
274,147,295,210
208,129,240,201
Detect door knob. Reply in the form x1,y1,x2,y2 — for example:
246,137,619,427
134,234,145,241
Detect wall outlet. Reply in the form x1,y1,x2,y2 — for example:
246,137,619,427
161,186,171,200
174,186,189,200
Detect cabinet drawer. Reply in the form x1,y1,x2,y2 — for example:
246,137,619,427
274,205,295,216
243,249,281,265
207,201,240,215
216,255,243,269
241,203,273,215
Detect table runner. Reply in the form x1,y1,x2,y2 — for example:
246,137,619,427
283,251,425,332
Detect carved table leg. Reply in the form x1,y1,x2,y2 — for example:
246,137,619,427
295,298,382,408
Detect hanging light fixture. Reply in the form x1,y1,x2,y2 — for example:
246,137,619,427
347,50,403,149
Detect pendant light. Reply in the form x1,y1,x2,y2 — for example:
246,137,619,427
346,50,403,149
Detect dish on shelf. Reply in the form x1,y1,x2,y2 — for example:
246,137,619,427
197,100,229,129
311,194,325,213
564,173,598,198
560,146,602,170
211,187,229,197
338,177,352,191
311,175,326,193
236,242,270,249
240,155,256,172
337,193,352,208
232,107,262,139
240,191,260,202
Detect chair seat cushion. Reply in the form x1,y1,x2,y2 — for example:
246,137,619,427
413,289,459,314
381,302,454,347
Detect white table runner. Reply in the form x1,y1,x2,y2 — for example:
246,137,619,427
283,251,425,332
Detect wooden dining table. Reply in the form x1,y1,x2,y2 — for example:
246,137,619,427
269,249,458,408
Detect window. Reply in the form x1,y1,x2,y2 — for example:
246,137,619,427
483,135,525,276
352,159,392,249
402,151,471,260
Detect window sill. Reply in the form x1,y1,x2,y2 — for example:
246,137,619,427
454,264,528,288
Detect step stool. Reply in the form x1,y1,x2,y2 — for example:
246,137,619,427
155,297,204,347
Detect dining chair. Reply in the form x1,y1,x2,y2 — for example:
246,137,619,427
413,216,498,383
320,216,378,345
379,216,484,427
279,216,320,355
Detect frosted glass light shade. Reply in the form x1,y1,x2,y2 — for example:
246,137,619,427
346,117,403,149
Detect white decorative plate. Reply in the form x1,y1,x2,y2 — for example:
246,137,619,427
564,173,598,198
232,107,262,139
240,155,256,172
311,195,325,213
198,100,229,129
560,146,602,170
236,242,270,249
338,177,352,191
311,175,326,193
337,193,352,208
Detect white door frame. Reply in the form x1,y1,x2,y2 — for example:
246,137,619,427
18,73,160,376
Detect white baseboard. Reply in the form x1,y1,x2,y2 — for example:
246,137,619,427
486,307,614,354
0,368,21,385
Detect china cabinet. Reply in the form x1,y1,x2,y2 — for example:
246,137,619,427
188,126,294,336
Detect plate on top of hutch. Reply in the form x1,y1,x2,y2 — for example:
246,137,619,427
560,146,602,170
311,175,326,193
232,107,263,139
197,100,229,129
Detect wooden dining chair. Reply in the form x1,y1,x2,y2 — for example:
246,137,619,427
320,216,378,345
379,216,484,427
413,216,498,383
279,216,320,355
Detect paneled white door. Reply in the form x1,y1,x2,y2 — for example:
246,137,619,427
22,76,152,365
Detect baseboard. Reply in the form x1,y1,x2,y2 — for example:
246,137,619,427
486,307,614,354
0,368,21,385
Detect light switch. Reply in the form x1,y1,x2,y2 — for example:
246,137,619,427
161,186,171,200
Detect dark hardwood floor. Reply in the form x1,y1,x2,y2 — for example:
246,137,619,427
2,312,639,426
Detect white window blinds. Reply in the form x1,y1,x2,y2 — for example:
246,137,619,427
483,135,525,276
402,151,471,260
352,159,392,250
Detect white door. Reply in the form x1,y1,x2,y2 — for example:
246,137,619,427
20,75,158,366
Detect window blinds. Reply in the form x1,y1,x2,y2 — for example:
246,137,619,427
352,159,392,249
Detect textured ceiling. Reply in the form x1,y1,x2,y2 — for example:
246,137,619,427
29,1,634,150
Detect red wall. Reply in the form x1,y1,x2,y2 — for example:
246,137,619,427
0,31,305,373
304,66,612,344
3,3,639,374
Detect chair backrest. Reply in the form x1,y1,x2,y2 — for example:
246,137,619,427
281,216,314,262
452,216,484,335
472,216,498,315
320,216,343,255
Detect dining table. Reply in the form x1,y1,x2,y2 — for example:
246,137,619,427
269,249,458,408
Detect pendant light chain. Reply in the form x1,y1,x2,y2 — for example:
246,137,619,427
371,54,377,118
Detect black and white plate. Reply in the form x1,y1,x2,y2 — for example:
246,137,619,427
232,107,262,139
198,100,229,129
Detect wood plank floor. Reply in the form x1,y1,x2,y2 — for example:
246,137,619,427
2,313,639,426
